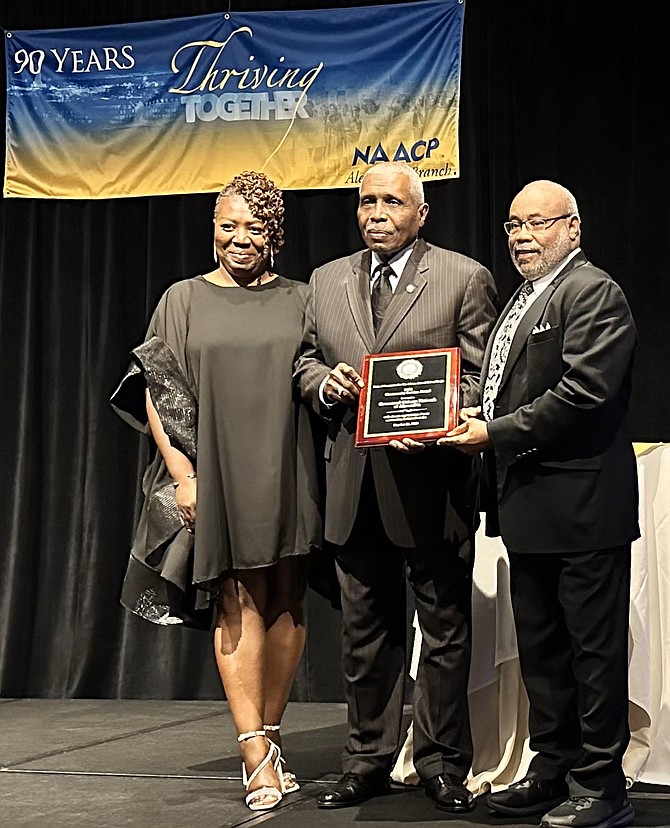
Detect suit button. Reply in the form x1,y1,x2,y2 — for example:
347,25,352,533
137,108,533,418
358,449,367,456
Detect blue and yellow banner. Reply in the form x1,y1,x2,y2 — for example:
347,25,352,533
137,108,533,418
3,0,465,199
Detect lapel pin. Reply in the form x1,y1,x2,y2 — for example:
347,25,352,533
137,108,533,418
406,284,416,294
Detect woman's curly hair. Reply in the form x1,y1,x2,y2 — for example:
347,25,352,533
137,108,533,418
215,171,285,252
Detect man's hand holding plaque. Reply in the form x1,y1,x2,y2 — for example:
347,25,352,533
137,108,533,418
355,347,461,449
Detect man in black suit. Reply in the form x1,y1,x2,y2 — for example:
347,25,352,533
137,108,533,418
444,180,638,828
294,162,498,811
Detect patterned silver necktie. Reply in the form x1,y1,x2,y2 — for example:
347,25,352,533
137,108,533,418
482,280,534,420
371,264,394,334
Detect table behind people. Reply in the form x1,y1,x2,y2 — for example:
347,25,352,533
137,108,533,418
294,161,498,813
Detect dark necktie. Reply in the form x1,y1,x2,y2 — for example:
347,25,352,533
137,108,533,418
371,264,394,334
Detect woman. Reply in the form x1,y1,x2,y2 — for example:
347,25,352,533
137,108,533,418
111,171,320,811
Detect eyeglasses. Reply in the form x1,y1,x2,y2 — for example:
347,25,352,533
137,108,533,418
503,214,572,236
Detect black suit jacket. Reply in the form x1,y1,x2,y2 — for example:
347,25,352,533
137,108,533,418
484,251,640,553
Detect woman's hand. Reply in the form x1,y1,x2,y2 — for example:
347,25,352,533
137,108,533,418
146,390,198,533
175,476,197,533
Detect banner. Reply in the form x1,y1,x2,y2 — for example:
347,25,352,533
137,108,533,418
3,0,465,199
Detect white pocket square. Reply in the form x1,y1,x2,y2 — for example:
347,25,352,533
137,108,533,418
532,322,552,334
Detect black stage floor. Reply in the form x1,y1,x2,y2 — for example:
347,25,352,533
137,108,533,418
1,699,668,828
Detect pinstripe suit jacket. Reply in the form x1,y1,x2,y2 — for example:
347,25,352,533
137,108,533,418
294,238,498,547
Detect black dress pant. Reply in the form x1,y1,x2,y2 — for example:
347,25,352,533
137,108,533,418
331,471,474,782
508,545,631,798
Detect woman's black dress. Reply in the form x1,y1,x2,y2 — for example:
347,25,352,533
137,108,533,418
111,275,321,628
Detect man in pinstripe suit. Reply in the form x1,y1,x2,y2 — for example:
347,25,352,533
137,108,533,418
294,162,498,811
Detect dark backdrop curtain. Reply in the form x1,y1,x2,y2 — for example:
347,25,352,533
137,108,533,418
0,0,667,700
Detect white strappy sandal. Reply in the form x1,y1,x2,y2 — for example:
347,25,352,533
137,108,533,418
264,724,300,794
238,730,285,811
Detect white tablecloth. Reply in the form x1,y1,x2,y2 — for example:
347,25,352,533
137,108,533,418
391,443,670,793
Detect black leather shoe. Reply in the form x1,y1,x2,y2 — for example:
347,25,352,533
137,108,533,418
316,771,389,809
424,774,475,813
487,776,569,816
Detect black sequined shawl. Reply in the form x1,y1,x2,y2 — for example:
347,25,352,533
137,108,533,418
111,297,214,629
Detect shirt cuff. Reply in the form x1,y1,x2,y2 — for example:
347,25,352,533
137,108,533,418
318,375,336,407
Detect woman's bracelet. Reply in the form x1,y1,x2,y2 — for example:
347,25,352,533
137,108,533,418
173,472,197,489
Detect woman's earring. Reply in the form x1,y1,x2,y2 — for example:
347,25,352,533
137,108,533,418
213,241,218,264
269,246,274,270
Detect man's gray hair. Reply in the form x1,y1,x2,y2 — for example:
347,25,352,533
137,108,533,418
361,161,425,205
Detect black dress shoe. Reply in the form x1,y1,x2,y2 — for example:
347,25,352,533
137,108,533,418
424,774,475,813
316,771,389,809
487,776,569,816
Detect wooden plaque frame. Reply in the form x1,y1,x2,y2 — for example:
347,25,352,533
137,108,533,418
355,347,461,447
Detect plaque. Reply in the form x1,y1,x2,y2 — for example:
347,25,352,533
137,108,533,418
355,347,461,447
